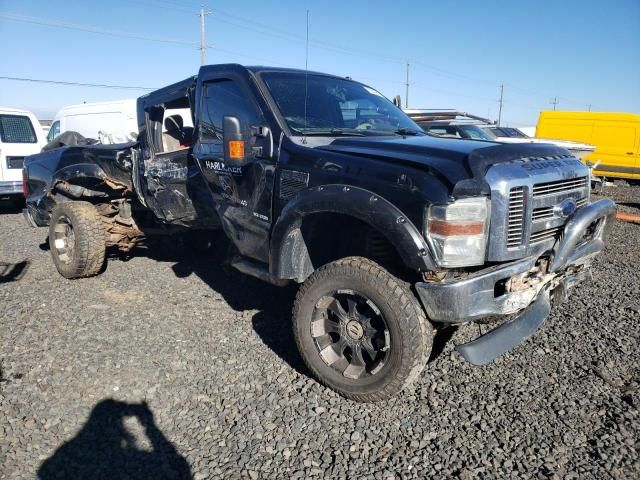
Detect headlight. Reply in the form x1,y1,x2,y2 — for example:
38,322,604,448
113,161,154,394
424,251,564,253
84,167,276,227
425,197,490,267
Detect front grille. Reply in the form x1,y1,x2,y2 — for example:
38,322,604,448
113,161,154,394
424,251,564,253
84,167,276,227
532,176,588,196
507,187,525,248
486,157,591,262
6,156,25,169
532,197,588,221
530,226,563,244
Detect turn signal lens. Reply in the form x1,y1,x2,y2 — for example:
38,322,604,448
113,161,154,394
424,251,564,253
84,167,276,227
228,140,245,159
427,219,485,236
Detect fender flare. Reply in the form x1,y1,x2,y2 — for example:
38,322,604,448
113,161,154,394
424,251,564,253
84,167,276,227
270,184,436,281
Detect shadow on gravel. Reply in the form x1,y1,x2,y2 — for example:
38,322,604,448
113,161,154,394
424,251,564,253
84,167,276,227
0,198,24,214
38,399,191,480
0,260,29,283
165,240,310,376
428,326,458,364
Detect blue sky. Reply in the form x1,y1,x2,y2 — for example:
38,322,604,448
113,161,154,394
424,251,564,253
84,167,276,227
1,0,638,126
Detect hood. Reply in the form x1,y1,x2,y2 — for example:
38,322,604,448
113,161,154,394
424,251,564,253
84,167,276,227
316,135,498,185
315,134,574,194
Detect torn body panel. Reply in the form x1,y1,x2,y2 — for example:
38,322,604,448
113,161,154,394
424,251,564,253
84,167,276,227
23,144,135,226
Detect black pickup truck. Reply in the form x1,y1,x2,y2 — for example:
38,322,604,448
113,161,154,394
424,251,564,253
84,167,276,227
23,64,616,402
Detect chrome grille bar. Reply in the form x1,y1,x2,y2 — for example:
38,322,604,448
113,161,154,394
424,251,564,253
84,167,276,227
530,226,563,244
532,197,588,222
531,197,587,222
532,177,588,196
507,187,525,248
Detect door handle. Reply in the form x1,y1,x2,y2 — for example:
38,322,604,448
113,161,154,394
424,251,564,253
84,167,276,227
626,152,634,155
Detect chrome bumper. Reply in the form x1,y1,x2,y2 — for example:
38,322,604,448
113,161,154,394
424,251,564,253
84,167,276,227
0,181,22,195
415,198,616,324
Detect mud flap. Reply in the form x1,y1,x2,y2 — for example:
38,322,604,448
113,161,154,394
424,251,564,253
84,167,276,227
456,289,551,366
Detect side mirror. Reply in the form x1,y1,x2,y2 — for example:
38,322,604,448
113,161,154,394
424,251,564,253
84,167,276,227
223,115,247,166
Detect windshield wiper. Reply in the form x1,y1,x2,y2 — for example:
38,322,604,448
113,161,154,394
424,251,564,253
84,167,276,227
394,128,420,136
301,128,366,137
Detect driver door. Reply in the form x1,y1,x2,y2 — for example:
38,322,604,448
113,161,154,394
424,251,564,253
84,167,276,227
193,74,276,263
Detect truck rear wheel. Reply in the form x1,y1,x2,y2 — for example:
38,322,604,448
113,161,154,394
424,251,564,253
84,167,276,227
49,201,106,279
293,257,433,402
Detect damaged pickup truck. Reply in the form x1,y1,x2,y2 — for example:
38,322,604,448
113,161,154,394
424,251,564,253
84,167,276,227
23,64,616,402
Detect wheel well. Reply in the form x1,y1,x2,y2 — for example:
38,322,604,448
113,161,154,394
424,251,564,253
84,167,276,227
298,213,418,283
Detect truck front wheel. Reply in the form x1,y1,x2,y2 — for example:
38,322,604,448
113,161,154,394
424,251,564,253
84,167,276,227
49,201,106,279
293,257,433,402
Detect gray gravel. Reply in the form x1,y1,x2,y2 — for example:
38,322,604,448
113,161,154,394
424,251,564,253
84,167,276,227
1,186,639,479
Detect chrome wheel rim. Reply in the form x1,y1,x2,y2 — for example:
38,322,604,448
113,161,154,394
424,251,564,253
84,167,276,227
311,289,390,380
53,215,75,264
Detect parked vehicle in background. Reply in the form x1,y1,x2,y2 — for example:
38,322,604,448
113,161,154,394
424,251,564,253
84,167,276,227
405,109,496,140
405,110,596,159
518,126,536,137
47,99,193,145
23,65,616,401
483,125,596,160
536,111,640,180
39,119,53,138
0,107,46,202
483,126,529,139
47,99,139,144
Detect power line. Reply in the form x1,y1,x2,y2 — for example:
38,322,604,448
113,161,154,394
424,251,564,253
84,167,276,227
210,9,601,109
0,13,198,46
127,0,194,14
1,8,599,112
0,76,157,91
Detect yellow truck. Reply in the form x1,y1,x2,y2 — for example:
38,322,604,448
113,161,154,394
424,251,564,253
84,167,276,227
536,111,640,179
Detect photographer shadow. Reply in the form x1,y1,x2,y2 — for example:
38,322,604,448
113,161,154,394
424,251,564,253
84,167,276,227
38,399,191,480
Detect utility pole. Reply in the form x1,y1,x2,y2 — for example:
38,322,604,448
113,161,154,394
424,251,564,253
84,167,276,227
199,4,211,65
588,104,592,112
550,96,559,111
405,62,410,109
497,84,504,126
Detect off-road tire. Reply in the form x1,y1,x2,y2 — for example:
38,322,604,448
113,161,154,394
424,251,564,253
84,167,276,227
49,201,106,279
293,257,433,402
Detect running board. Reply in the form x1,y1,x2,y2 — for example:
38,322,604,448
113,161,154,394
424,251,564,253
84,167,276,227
230,257,290,287
456,290,551,366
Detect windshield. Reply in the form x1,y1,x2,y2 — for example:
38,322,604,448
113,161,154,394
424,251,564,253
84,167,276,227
425,124,494,141
261,72,423,136
457,125,495,141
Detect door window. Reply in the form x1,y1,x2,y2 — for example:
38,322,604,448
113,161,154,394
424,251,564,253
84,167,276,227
0,115,37,143
47,121,60,142
200,79,262,144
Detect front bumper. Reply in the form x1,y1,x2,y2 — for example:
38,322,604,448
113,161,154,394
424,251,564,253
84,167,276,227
0,181,23,196
415,199,616,323
415,198,616,365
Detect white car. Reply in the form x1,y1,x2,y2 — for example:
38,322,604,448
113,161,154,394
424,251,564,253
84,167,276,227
483,126,596,160
0,107,46,200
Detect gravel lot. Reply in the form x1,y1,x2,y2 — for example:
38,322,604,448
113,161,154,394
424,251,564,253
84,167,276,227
1,186,639,479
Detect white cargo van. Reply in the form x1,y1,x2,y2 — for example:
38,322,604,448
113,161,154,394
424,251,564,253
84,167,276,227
0,107,46,200
47,99,139,144
47,100,193,145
